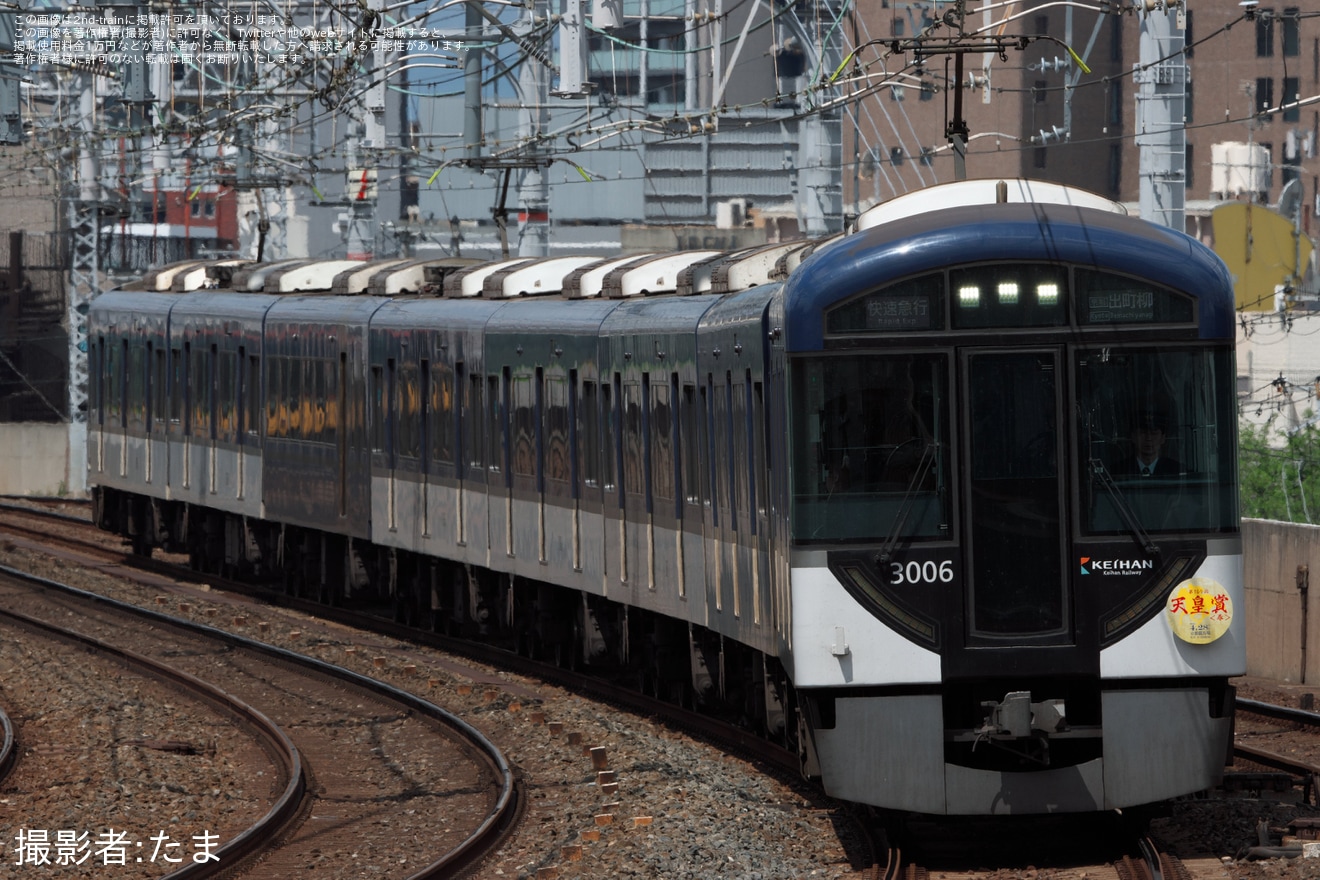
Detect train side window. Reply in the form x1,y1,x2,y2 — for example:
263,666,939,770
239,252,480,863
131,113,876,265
119,338,128,430
681,383,701,507
752,375,765,522
419,359,431,474
730,373,745,527
641,375,654,511
153,344,167,433
703,378,718,527
131,340,145,432
581,380,600,490
546,374,570,485
281,358,294,437
465,370,484,473
247,355,260,438
108,337,122,430
512,373,536,478
235,347,246,441
288,358,303,436
398,358,419,460
432,361,454,466
91,336,103,426
219,349,236,441
189,342,207,439
171,346,183,429
269,357,284,438
142,341,153,434
337,353,348,516
651,376,674,506
182,342,193,436
607,375,622,505
313,360,328,445
205,344,216,441
386,358,397,469
490,373,506,478
623,380,645,499
265,356,277,437
371,365,385,453
568,371,580,494
534,367,545,492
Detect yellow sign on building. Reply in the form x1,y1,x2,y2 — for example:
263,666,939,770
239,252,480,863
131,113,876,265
1212,202,1314,312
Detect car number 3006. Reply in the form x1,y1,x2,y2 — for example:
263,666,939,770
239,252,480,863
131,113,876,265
888,560,955,585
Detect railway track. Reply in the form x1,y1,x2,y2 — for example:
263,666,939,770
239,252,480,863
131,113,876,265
0,500,810,791
0,498,877,872
0,562,521,878
7,499,1320,878
0,597,303,877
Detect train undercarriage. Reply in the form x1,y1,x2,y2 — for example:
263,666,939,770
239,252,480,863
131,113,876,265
93,485,807,771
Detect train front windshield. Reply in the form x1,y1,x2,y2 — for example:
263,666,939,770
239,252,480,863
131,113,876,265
791,354,952,543
789,347,1237,545
1076,347,1238,536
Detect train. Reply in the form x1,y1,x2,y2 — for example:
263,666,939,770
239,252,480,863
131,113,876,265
87,178,1244,816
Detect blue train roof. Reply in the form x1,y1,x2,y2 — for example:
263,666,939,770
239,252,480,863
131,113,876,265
782,202,1236,351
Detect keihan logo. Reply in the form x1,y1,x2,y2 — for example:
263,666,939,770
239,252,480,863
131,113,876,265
1080,556,1155,576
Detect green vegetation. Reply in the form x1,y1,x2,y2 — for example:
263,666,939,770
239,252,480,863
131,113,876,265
1239,418,1320,522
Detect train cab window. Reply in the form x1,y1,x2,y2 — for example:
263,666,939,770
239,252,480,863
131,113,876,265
950,264,1068,329
1075,270,1195,325
1077,347,1238,534
790,353,950,544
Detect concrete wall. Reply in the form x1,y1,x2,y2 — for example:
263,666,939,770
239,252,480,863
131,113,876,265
0,423,85,497
1243,518,1320,683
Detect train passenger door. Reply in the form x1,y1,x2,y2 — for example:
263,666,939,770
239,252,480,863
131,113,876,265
948,347,1082,677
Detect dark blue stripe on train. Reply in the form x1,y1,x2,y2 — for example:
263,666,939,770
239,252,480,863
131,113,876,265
782,202,1236,351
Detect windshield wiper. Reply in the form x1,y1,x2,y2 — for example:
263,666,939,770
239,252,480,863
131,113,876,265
1089,457,1159,557
876,442,938,565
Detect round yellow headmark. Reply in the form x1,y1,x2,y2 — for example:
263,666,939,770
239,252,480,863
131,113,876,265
1165,578,1232,644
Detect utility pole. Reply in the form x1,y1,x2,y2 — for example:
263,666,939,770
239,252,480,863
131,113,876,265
66,71,101,491
784,0,844,234
515,0,549,258
1135,0,1187,231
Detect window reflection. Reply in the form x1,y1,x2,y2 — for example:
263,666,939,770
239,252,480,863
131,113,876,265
1077,348,1238,534
791,354,949,543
